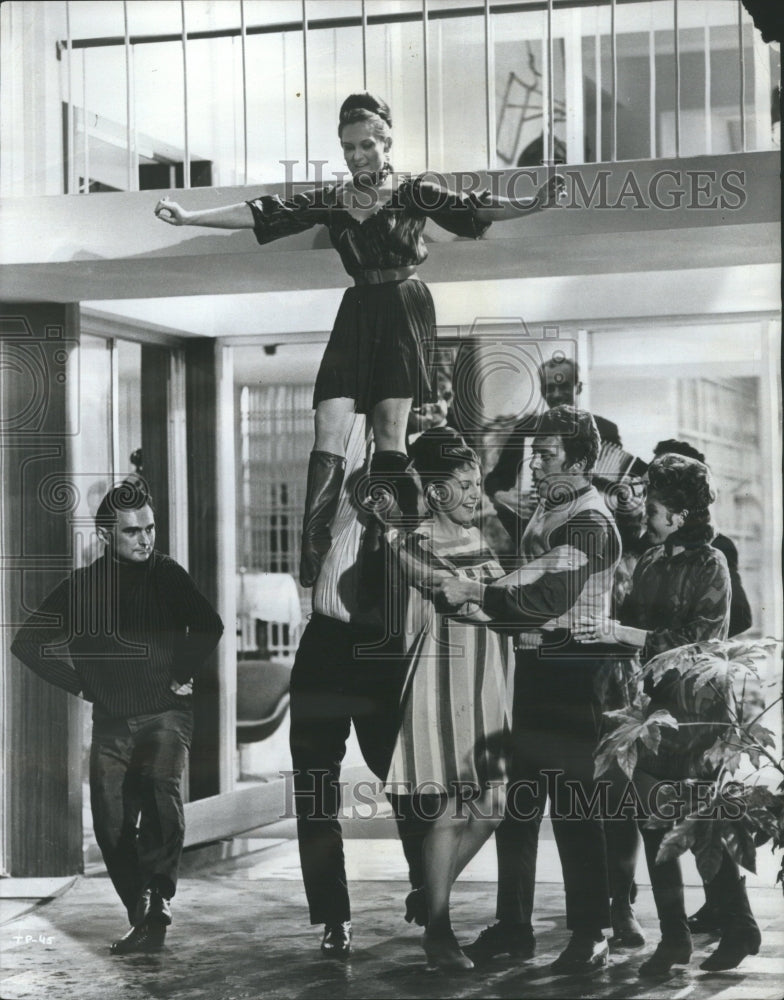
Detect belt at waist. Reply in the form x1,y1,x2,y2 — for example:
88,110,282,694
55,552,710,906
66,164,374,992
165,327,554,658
353,265,417,286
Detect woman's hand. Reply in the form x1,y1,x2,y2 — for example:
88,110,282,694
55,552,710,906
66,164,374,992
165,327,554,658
534,173,567,209
154,197,191,226
573,614,613,643
170,678,193,696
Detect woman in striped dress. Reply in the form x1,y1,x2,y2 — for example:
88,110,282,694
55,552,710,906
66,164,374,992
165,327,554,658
385,444,514,972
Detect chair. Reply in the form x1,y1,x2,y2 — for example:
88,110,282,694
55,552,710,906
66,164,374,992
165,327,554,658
236,659,292,745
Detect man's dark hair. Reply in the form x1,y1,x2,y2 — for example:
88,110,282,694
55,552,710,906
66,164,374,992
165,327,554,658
653,438,706,464
95,482,154,530
536,404,600,472
537,356,579,394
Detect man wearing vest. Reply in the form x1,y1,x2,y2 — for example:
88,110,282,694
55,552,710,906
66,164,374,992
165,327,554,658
437,405,621,975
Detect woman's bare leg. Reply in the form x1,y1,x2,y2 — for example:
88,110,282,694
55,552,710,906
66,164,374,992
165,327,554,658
314,397,358,456
371,397,412,454
452,788,505,881
423,809,466,935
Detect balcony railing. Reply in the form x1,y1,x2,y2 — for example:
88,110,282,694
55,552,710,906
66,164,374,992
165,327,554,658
2,0,779,197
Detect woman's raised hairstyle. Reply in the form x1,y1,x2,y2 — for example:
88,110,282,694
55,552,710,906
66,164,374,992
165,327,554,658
339,92,392,127
338,92,392,139
647,453,717,543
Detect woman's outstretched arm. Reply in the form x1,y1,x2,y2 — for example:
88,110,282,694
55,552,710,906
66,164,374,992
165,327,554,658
154,197,254,229
474,172,567,222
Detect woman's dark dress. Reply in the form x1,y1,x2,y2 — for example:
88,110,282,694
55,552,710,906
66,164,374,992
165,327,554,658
246,177,490,413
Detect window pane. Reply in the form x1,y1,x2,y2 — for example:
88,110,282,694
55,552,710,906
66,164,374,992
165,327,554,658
493,6,549,168
366,2,427,170
428,13,487,171
187,35,244,186
74,334,112,567
246,30,306,184
116,339,142,481
304,1,364,183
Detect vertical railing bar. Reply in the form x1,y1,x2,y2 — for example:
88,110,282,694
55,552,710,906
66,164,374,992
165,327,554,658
240,0,248,184
82,51,88,192
129,42,139,191
649,20,656,158
484,0,492,170
541,5,550,166
124,1,133,191
361,0,368,91
610,0,617,161
594,25,601,162
738,0,747,151
423,0,430,170
547,0,554,164
181,0,191,188
302,0,310,179
66,1,75,194
674,0,680,158
704,20,711,155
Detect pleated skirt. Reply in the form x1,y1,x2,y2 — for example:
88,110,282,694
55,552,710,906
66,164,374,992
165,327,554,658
312,277,436,414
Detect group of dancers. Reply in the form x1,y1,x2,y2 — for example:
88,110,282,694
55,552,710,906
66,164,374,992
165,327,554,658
154,93,762,974
10,91,762,973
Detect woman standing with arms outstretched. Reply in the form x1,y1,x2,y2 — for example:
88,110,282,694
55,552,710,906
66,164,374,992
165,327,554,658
155,92,565,587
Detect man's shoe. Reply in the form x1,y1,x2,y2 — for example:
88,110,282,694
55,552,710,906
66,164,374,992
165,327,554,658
423,929,474,972
550,933,609,975
110,920,167,955
321,921,351,958
463,922,536,965
148,890,172,926
610,900,646,948
700,930,761,971
404,888,428,927
638,937,692,977
687,903,722,936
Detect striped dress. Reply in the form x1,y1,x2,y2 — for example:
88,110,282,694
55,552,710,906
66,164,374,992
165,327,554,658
385,524,513,795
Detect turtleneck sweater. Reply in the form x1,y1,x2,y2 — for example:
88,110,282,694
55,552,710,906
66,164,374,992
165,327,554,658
11,551,223,718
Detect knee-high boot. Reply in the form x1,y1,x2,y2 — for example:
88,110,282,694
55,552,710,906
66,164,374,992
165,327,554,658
299,451,346,588
700,856,761,971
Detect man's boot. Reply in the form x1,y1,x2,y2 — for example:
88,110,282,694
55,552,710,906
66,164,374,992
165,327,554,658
299,451,346,587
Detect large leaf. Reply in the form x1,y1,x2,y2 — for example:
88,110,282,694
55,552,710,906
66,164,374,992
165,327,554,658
594,708,678,780
657,815,700,863
702,734,743,775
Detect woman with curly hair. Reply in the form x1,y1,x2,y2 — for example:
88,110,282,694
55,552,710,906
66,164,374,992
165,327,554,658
576,453,761,976
155,92,564,588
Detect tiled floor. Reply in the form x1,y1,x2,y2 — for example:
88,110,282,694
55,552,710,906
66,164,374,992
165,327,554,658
2,831,782,1000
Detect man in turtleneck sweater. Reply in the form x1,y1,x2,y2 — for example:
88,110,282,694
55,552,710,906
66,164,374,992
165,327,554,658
11,484,223,955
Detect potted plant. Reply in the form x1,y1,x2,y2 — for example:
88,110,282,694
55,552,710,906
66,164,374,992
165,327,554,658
594,637,783,889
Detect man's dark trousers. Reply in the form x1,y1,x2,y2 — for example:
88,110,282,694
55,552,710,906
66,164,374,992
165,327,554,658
90,707,193,923
289,612,423,926
495,646,611,933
